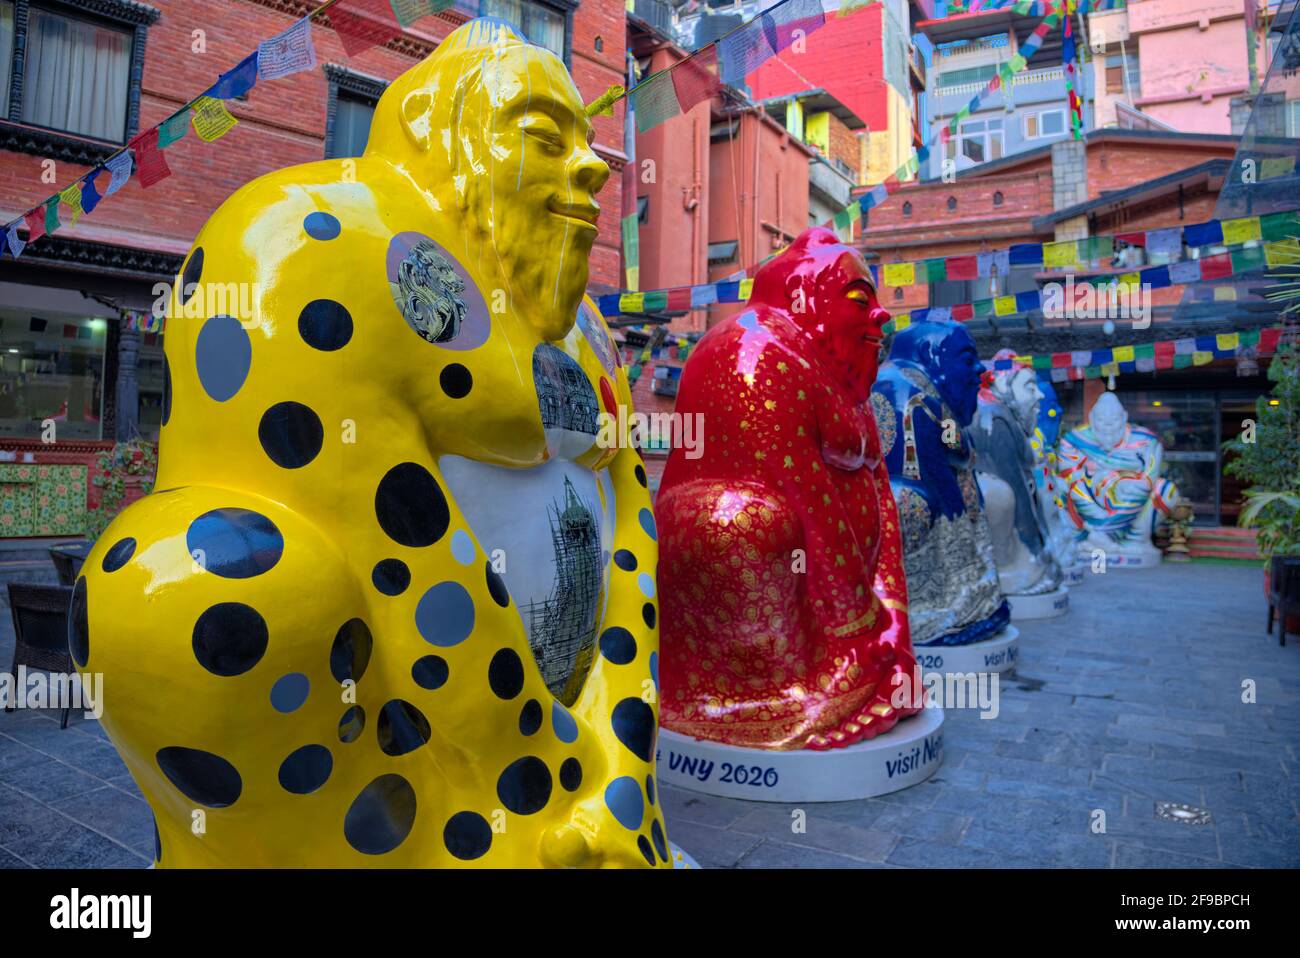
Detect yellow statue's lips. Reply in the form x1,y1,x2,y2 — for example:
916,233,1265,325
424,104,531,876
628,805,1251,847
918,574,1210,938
548,200,599,230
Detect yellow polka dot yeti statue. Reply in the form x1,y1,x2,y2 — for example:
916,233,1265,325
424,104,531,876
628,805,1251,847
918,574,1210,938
73,19,671,868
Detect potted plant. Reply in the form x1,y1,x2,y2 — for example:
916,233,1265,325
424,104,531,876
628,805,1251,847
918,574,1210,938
85,438,158,542
1222,337,1300,627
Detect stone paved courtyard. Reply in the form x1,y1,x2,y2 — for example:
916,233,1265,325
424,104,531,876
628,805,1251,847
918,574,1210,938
0,560,1297,868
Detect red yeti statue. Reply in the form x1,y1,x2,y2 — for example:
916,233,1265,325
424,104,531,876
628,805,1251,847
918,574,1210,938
657,228,920,751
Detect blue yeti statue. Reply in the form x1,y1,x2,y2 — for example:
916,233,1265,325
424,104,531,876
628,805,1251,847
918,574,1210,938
868,320,1010,647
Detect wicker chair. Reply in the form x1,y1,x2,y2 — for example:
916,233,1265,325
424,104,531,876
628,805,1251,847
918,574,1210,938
1267,556,1300,648
5,583,76,728
49,543,90,587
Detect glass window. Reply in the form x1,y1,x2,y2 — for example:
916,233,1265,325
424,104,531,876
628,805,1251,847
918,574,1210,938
1289,100,1300,138
0,1,13,110
1024,109,1065,138
958,117,1003,164
938,64,997,88
0,308,107,440
329,93,375,159
482,0,565,60
136,333,165,441
22,6,133,142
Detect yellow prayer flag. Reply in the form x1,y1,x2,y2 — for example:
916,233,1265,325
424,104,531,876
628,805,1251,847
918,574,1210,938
1261,156,1296,180
1101,362,1119,377
619,293,644,313
1265,241,1299,267
893,316,912,331
993,296,1017,316
884,262,915,287
625,267,640,291
1216,333,1240,351
1213,287,1237,301
1043,240,1078,269
191,96,238,142
1192,351,1213,366
739,278,754,300
1221,216,1262,245
59,185,85,226
1112,345,1135,362
1118,271,1141,287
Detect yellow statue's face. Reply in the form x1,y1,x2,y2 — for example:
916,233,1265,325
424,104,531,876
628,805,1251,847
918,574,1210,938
455,45,610,342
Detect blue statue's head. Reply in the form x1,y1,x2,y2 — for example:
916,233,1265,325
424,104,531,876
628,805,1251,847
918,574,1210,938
1036,376,1063,447
888,320,982,426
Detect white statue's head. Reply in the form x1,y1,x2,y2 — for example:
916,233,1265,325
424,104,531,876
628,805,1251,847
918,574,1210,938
991,366,1042,434
1090,391,1128,449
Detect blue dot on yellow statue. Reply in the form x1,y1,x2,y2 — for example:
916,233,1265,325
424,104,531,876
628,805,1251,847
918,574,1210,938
73,19,671,868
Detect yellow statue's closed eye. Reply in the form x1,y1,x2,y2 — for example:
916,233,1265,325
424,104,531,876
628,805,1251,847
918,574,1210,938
74,19,670,868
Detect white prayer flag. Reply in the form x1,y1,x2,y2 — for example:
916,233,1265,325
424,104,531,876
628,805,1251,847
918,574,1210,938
104,151,134,196
1145,228,1182,256
1168,259,1201,285
258,17,317,82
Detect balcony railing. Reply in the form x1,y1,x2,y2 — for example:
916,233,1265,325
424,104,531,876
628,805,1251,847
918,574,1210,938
630,0,675,38
937,65,1066,98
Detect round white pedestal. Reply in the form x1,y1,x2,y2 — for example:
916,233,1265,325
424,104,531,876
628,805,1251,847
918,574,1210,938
1008,585,1069,620
1076,546,1163,569
669,841,700,869
914,625,1020,676
656,707,944,803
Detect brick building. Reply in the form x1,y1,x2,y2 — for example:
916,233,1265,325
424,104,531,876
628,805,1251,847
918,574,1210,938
857,127,1290,523
0,0,626,537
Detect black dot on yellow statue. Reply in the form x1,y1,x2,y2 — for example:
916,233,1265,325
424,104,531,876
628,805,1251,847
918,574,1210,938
75,19,673,868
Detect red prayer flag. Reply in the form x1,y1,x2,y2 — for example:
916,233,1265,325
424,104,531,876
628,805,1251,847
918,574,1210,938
1154,340,1176,360
672,46,720,113
330,0,403,57
1114,231,1146,247
1199,253,1233,280
129,128,171,188
666,287,693,311
23,208,46,243
1260,327,1281,353
947,255,978,281
951,303,974,321
1050,352,1071,368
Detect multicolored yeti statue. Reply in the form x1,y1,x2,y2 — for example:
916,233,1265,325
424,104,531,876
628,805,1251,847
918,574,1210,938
869,321,1009,646
1058,391,1180,564
967,354,1065,598
657,228,922,751
73,20,671,868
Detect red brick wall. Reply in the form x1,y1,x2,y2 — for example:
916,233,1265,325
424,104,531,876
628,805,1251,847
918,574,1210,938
2,0,626,286
749,5,887,132
858,135,1236,315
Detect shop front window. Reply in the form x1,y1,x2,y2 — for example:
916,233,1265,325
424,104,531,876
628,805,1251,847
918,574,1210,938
137,333,165,440
0,309,106,440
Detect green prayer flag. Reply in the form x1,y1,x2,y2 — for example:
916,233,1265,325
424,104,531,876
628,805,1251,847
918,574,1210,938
1134,343,1155,360
1260,211,1300,242
158,110,190,149
1231,245,1266,274
642,291,668,311
973,298,994,318
44,197,60,234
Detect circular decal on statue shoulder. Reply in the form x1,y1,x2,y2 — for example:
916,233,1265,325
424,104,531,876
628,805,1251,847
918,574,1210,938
576,301,617,374
386,232,489,350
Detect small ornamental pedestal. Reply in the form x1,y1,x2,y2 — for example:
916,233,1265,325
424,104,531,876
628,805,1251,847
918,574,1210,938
1008,585,1070,620
656,707,944,804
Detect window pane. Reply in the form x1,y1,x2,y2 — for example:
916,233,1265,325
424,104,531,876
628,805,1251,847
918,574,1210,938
1025,114,1038,137
484,0,564,59
989,131,1003,159
137,334,165,440
23,9,131,141
1041,111,1064,135
987,118,1002,130
962,136,984,163
0,1,13,109
332,95,375,158
0,309,106,440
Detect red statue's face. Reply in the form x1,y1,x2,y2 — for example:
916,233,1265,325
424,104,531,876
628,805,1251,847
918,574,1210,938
809,252,891,405
751,228,891,406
